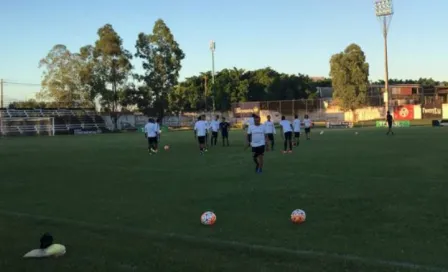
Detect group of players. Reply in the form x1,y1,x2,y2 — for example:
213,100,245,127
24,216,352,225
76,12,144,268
144,113,313,173
192,113,313,173
244,114,313,173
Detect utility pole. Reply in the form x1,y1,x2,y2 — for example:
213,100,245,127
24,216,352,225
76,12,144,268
210,41,216,112
0,79,3,109
375,0,394,113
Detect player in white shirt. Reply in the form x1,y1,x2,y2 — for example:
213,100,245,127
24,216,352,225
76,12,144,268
210,115,220,147
194,116,208,154
264,115,276,151
247,115,268,173
279,116,293,153
244,114,256,149
202,114,210,150
144,118,159,154
292,114,301,147
303,114,313,140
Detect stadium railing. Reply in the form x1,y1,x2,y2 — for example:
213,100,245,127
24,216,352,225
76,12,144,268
0,108,108,136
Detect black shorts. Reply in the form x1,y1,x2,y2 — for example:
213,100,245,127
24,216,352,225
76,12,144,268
267,133,274,141
222,132,228,138
284,131,292,140
247,134,252,143
148,137,158,145
388,122,392,128
198,136,206,144
212,131,218,137
305,128,311,133
294,132,301,138
252,145,265,155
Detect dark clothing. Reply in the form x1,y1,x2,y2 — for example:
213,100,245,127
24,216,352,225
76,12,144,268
252,145,265,156
220,122,230,134
148,137,158,145
284,131,293,151
198,136,206,144
211,131,218,146
294,132,301,138
305,127,311,133
387,114,393,123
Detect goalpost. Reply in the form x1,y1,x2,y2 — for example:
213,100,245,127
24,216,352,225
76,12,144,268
0,117,55,136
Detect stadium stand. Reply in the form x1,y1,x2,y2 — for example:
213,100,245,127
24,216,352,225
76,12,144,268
0,108,108,136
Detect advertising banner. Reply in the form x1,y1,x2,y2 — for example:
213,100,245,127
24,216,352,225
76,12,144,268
376,121,410,127
422,103,442,119
232,102,260,118
393,105,414,120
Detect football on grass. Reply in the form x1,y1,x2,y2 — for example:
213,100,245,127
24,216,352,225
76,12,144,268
291,209,306,224
164,145,170,150
201,211,216,225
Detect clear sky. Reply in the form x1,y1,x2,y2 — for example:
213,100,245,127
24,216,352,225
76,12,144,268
1,0,447,101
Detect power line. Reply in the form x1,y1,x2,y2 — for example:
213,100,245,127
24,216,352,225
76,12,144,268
3,81,41,86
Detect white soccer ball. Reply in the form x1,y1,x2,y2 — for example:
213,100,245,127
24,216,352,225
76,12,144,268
200,211,216,225
355,132,359,135
291,209,306,224
320,131,324,135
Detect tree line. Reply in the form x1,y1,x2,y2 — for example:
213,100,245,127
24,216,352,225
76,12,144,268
9,19,448,115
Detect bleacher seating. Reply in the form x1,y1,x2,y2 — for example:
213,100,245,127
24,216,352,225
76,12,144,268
0,108,108,136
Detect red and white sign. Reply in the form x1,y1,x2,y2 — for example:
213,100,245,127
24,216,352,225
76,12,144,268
394,105,414,120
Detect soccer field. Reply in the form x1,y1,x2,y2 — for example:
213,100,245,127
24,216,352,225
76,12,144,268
0,127,447,272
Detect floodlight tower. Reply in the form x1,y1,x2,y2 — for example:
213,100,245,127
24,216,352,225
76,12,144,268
210,40,216,112
375,0,394,113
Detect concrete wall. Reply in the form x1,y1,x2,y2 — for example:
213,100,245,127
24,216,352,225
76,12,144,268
343,107,384,122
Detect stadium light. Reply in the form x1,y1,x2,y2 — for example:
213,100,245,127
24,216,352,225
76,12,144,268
209,40,216,112
375,0,394,113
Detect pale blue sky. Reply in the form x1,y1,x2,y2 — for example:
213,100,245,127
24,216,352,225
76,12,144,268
1,0,447,101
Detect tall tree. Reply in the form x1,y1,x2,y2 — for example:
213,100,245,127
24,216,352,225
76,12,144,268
38,44,87,107
330,43,369,112
92,24,133,112
131,19,185,116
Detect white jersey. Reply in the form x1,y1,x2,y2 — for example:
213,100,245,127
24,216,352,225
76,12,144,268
248,124,266,147
144,122,158,138
194,120,207,137
246,117,255,132
155,123,161,133
293,119,301,132
210,120,220,132
204,120,210,132
264,121,276,134
303,118,312,128
279,120,292,133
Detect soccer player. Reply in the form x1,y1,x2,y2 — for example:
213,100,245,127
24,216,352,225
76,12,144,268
210,115,220,146
247,115,268,173
202,114,209,151
264,115,276,151
386,111,394,135
144,118,158,154
194,116,207,154
303,114,312,140
293,114,301,147
220,117,230,146
279,116,293,153
244,114,256,149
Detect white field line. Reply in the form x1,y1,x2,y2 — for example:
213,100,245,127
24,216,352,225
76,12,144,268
0,209,447,272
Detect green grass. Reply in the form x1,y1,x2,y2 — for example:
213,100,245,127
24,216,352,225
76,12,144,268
1,127,448,272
